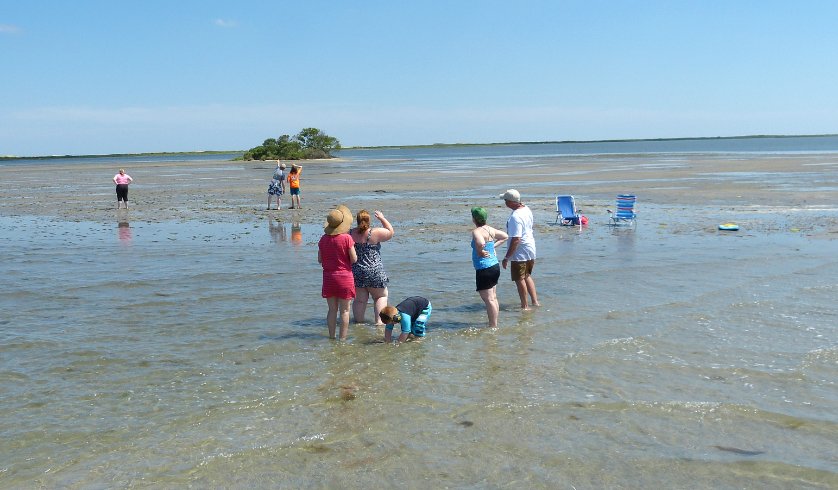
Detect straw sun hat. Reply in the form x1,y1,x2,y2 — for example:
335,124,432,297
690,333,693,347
323,205,352,235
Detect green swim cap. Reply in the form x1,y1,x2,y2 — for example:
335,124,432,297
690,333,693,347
471,206,488,225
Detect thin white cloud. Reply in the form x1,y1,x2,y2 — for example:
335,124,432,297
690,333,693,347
213,19,238,28
0,24,22,34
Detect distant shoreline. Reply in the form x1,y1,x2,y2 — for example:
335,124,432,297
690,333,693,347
0,150,241,161
3,133,837,160
345,133,838,150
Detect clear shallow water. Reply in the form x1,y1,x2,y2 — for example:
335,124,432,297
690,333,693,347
1,210,836,488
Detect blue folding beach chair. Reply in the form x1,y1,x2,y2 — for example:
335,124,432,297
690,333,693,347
555,195,582,226
607,194,637,226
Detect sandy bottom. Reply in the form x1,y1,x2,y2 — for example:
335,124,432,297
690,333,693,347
1,153,837,487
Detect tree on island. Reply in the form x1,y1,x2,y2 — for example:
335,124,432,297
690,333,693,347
242,128,341,160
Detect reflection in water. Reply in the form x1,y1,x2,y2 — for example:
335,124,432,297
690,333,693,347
268,218,287,244
291,221,302,245
117,221,132,243
611,226,636,260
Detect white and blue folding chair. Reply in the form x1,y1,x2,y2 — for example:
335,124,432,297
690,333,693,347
607,194,637,226
555,195,582,227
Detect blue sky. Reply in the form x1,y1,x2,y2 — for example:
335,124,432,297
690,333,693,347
2,0,837,156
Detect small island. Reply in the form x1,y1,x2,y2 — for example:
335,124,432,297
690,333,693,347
240,127,340,161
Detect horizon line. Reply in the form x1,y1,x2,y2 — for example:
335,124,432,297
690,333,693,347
3,132,837,160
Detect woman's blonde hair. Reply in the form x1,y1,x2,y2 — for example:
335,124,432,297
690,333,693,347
356,209,371,234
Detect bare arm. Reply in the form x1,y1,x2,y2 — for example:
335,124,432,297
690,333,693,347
491,226,508,249
371,210,394,242
348,242,357,264
502,237,521,269
472,227,490,258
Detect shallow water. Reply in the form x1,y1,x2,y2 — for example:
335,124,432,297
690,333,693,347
1,203,837,488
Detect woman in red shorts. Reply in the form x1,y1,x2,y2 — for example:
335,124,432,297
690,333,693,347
318,205,357,340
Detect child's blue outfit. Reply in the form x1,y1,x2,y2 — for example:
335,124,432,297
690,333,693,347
388,296,432,337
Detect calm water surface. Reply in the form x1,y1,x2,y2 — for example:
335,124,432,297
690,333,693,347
1,203,836,487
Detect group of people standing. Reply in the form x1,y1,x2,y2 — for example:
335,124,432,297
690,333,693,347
111,163,538,341
317,205,417,341
469,188,540,327
267,161,302,210
317,188,539,343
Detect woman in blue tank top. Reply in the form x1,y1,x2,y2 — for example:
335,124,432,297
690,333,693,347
470,207,508,328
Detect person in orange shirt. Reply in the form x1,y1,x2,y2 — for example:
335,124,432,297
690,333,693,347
287,164,302,209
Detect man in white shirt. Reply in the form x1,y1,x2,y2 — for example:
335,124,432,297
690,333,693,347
500,189,540,310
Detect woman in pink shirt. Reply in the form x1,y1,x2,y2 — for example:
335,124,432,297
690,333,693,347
112,168,133,209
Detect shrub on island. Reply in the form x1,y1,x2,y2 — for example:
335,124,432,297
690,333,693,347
242,128,341,161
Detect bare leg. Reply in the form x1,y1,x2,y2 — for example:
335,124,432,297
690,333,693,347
514,279,530,310
524,276,539,306
479,286,500,327
370,287,388,325
353,288,370,323
338,298,352,340
326,297,339,339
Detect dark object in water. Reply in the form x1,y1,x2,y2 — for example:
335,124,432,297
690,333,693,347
458,420,474,427
713,445,765,456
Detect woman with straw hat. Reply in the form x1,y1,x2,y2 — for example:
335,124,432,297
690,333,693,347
318,205,357,340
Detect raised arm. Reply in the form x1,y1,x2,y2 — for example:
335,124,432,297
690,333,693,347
371,210,394,242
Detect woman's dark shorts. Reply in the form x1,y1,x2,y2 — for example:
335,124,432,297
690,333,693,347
116,184,129,202
475,263,500,291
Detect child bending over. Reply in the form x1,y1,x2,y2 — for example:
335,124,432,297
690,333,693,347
379,296,432,343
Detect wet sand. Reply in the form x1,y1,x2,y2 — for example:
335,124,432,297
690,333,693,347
2,152,837,236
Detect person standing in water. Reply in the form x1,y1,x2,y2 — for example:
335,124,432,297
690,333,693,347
287,164,302,209
318,205,357,340
350,209,395,325
500,189,539,310
267,161,286,210
113,168,133,209
470,206,508,327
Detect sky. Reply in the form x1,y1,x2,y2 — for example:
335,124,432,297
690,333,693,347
2,0,837,156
